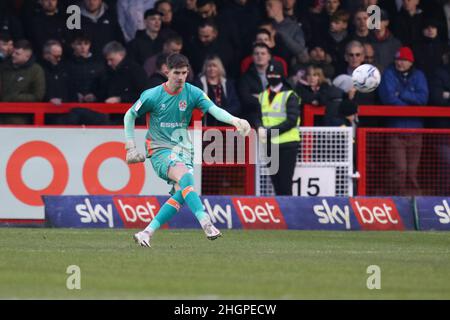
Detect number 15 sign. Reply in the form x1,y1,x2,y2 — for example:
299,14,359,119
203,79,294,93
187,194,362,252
292,167,336,197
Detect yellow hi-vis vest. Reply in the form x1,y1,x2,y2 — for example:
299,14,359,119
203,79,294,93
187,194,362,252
258,89,301,144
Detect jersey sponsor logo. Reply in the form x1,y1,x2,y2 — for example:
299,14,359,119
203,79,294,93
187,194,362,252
134,99,143,112
179,100,187,111
160,122,183,128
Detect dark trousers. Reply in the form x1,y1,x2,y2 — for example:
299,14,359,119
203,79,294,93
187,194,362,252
270,143,298,195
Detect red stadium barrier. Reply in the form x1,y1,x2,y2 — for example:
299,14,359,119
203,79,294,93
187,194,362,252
303,104,450,126
358,128,450,196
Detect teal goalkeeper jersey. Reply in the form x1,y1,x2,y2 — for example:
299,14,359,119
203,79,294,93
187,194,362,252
129,82,215,156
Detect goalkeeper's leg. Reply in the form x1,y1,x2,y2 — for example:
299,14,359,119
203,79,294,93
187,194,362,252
134,190,184,247
168,164,222,240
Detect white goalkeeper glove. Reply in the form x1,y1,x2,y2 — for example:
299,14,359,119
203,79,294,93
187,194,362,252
125,140,146,164
232,117,251,137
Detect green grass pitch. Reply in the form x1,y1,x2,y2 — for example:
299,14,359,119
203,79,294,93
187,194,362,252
1,228,450,299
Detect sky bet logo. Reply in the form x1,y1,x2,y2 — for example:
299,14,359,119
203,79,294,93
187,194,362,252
231,198,287,229
434,199,450,224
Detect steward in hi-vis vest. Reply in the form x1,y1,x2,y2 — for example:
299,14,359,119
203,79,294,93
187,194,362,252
256,63,301,196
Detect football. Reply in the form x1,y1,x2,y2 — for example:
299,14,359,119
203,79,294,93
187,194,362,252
351,64,381,93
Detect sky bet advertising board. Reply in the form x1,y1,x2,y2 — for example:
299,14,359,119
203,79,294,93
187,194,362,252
43,195,416,231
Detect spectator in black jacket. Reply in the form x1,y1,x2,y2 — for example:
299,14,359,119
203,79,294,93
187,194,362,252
24,0,68,54
41,39,69,104
413,20,447,81
186,19,236,78
101,41,149,104
295,65,344,127
238,43,283,127
148,52,169,88
196,0,242,64
193,55,241,126
128,8,164,66
154,0,178,41
74,0,125,58
392,0,425,47
66,33,105,103
172,0,201,45
0,1,24,41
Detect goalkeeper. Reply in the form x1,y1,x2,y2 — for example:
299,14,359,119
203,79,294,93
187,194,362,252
124,53,251,247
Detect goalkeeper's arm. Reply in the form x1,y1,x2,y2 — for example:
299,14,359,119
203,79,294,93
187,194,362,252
123,108,145,164
207,105,251,136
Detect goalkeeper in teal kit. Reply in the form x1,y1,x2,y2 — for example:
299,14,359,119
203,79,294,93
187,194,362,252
124,53,251,247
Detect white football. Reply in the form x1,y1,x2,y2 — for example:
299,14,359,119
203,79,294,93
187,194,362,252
351,64,381,93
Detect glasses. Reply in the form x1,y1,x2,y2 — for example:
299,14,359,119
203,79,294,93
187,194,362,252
347,52,362,57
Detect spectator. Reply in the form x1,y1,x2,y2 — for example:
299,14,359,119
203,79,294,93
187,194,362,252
300,0,328,46
100,41,149,104
154,0,178,41
117,0,156,42
295,65,343,126
128,8,164,66
258,19,292,66
0,39,45,102
413,20,447,81
186,19,235,78
23,0,67,54
0,33,14,63
290,42,335,87
172,0,201,45
0,39,45,124
66,33,105,103
143,34,183,77
392,0,425,47
282,0,300,22
378,46,429,195
238,43,283,127
338,40,365,75
265,0,308,64
350,8,371,43
75,0,125,58
41,39,69,104
240,29,288,76
256,63,301,195
323,9,351,72
363,42,376,65
368,9,402,73
193,55,241,126
221,0,263,55
0,1,24,41
195,0,242,62
148,52,169,88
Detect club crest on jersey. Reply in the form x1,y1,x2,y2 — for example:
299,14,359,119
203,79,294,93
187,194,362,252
179,100,187,111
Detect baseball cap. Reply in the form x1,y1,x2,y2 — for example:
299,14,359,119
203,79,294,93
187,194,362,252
144,8,163,19
395,46,414,63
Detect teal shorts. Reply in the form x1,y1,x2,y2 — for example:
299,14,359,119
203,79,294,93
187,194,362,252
150,148,194,194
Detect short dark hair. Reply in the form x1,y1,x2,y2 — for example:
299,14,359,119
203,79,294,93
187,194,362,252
197,0,215,8
167,53,190,69
164,34,183,46
156,52,170,70
14,39,33,51
0,33,12,43
154,0,172,10
252,42,271,55
71,32,91,44
198,18,218,32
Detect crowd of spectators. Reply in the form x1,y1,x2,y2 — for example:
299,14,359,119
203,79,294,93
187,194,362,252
0,0,450,128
